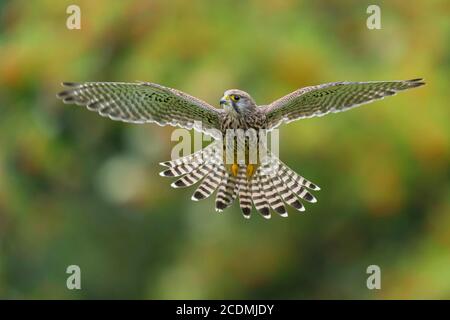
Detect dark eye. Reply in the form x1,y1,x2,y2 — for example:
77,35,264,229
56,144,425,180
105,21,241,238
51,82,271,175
231,95,240,101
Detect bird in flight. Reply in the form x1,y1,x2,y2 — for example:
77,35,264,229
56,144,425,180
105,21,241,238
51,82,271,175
57,78,425,218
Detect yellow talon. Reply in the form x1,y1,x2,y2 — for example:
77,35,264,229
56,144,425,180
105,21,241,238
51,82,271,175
246,164,256,178
231,163,239,177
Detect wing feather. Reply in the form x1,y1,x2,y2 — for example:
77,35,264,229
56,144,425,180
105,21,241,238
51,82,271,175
263,78,425,129
57,82,223,137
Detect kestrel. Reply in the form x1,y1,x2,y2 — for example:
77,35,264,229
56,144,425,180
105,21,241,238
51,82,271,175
57,78,425,218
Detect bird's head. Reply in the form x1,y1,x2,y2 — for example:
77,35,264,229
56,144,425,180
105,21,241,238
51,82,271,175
220,89,256,115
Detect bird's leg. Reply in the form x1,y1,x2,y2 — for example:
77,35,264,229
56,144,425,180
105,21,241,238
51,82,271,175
231,163,239,177
246,164,256,178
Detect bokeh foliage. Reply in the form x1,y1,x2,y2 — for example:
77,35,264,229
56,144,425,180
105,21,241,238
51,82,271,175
0,0,448,299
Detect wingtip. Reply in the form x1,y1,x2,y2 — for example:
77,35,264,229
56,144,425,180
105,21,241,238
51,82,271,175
57,83,79,99
61,82,78,87
56,89,72,99
407,78,426,87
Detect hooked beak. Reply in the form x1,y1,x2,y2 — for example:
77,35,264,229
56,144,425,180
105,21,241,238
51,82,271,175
220,95,229,106
220,94,240,113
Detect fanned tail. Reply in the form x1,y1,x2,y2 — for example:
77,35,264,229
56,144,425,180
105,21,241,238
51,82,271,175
159,147,320,218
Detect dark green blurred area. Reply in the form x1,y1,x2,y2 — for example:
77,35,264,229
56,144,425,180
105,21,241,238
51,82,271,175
0,0,449,299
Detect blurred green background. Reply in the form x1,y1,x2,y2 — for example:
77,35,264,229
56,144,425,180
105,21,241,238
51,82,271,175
0,0,449,299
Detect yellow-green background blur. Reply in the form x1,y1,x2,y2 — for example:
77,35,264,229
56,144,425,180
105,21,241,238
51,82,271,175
0,0,449,299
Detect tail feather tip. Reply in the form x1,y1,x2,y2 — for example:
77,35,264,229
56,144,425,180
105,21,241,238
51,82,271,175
241,207,251,218
309,183,321,191
259,207,271,219
215,201,226,211
275,206,287,216
171,180,185,188
191,191,205,201
159,170,174,177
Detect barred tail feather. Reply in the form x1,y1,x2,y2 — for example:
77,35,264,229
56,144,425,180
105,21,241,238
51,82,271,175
160,147,320,218
170,162,213,188
278,165,317,203
266,157,318,203
278,159,321,191
191,161,222,201
259,163,287,216
159,142,216,168
159,157,205,177
251,169,271,218
160,143,221,184
237,166,252,218
215,170,237,212
268,166,305,212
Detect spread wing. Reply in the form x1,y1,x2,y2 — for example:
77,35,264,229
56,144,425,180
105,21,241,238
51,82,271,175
57,82,223,137
263,78,425,129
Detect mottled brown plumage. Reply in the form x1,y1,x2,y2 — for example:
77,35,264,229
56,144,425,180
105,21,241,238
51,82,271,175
57,78,425,218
